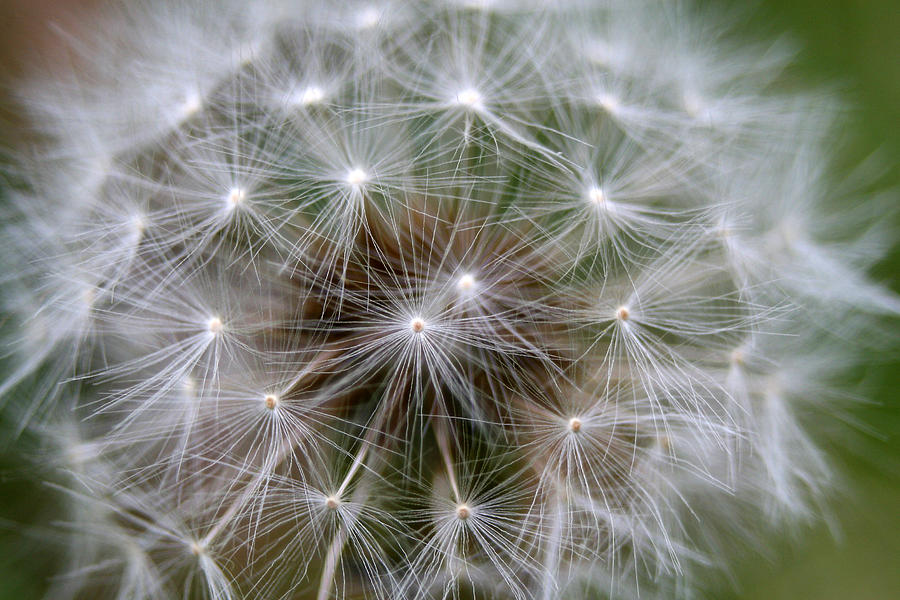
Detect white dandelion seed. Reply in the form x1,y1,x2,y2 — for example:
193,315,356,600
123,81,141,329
345,168,369,186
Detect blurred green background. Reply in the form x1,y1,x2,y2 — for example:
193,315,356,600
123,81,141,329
0,1,898,598
719,1,900,599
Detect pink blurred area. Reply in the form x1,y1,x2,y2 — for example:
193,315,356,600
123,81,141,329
0,0,99,75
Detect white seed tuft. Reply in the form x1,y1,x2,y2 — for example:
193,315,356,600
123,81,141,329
597,92,620,114
410,317,426,333
226,187,246,210
293,85,325,106
457,273,476,292
178,90,203,120
346,168,369,186
455,88,483,110
207,317,224,334
356,6,381,30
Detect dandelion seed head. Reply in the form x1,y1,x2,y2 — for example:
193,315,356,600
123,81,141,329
346,168,368,186
597,92,620,114
455,88,483,110
355,6,381,30
81,287,96,308
682,90,705,118
293,85,325,106
568,417,583,433
129,214,146,235
64,441,99,466
207,316,224,334
457,273,476,292
232,40,260,67
178,90,203,120
587,186,606,206
2,2,894,599
410,317,426,333
226,187,246,210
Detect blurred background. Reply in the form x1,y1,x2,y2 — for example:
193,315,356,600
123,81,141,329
718,1,900,598
0,1,897,598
